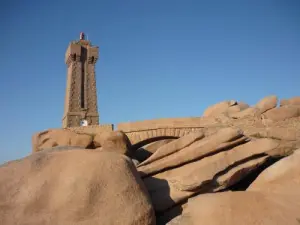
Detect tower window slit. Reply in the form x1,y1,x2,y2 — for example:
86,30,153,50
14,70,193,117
81,66,85,108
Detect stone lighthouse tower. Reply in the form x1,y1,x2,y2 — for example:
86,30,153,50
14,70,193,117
62,32,100,128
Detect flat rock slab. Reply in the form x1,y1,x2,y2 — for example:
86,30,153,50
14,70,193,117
139,131,204,167
142,138,283,212
134,139,174,162
256,127,298,141
140,139,175,154
169,138,280,192
213,155,269,192
138,127,243,177
178,148,300,225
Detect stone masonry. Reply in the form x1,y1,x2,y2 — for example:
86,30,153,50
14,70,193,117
62,33,100,128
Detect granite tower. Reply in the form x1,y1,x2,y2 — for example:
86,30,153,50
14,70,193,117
62,32,99,128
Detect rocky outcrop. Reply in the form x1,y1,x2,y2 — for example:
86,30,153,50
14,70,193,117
94,131,133,157
134,139,175,162
262,105,300,121
203,100,237,117
255,95,278,113
0,150,155,225
32,129,93,153
280,96,300,106
139,131,204,167
248,148,300,194
24,94,300,224
228,107,260,119
138,128,244,177
176,149,300,225
252,127,298,141
169,138,283,192
202,95,278,118
203,100,252,117
179,191,300,225
139,129,293,213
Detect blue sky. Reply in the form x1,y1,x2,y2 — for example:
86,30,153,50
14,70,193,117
1,0,299,163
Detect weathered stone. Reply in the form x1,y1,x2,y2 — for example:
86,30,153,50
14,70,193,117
255,95,278,113
248,148,300,195
134,139,174,162
138,128,243,177
237,101,250,110
143,152,271,213
280,96,300,106
139,131,204,167
94,131,133,157
263,105,299,121
37,145,87,152
214,113,232,124
32,129,93,153
203,100,237,117
213,156,269,192
264,127,298,141
168,138,280,192
181,191,300,225
141,135,262,213
229,107,260,119
226,105,241,114
143,173,191,213
118,117,219,132
141,139,175,154
93,131,109,147
0,150,155,225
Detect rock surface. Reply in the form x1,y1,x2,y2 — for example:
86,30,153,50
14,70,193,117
280,96,300,106
262,105,299,121
141,136,290,213
180,191,300,225
139,131,204,167
203,100,237,117
255,95,278,113
0,150,155,225
23,95,300,224
138,128,244,177
248,148,300,194
94,131,133,157
169,138,281,192
179,150,300,225
229,107,260,118
134,139,175,162
32,129,93,153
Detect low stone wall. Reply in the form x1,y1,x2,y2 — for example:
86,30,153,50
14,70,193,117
67,124,114,135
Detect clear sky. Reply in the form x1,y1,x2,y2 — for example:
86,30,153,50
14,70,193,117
1,0,299,164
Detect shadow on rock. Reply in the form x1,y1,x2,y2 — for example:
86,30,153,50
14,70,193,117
140,173,183,225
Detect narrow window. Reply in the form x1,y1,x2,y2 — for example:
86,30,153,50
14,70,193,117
81,66,85,108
